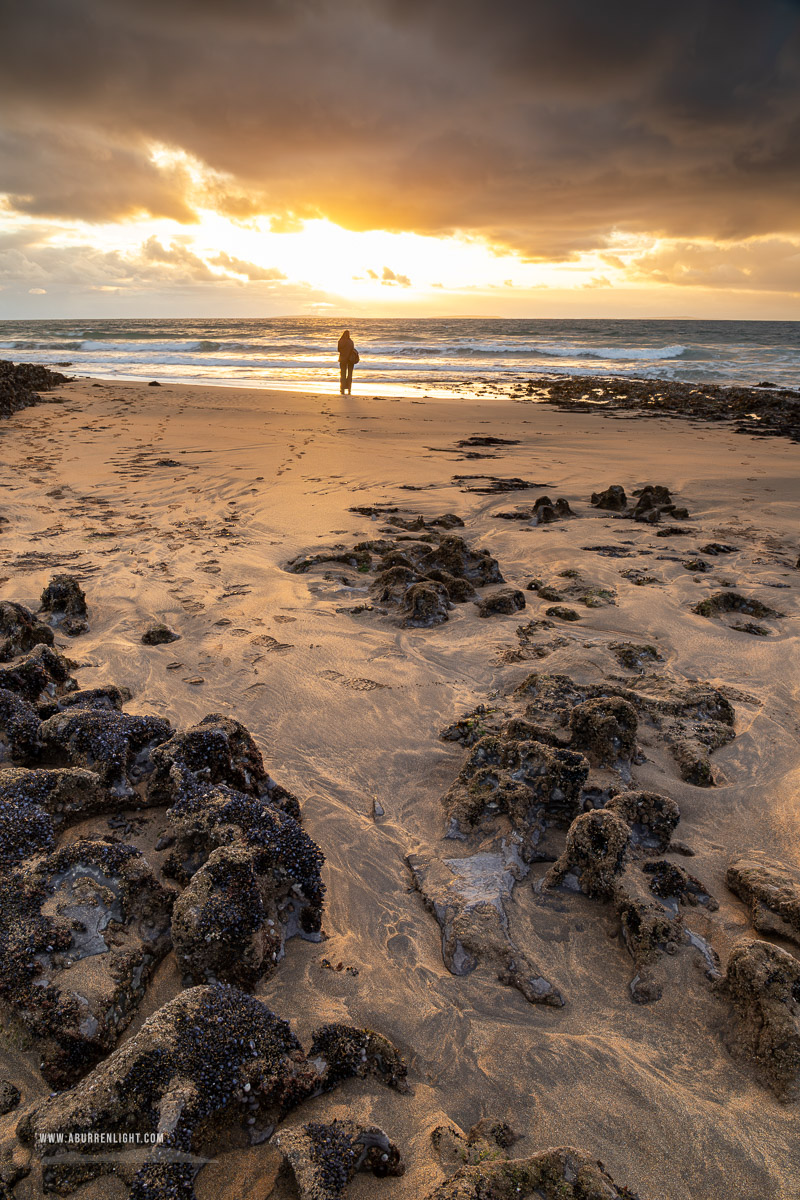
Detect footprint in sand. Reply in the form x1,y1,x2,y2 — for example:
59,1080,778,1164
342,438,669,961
317,669,389,691
250,634,294,652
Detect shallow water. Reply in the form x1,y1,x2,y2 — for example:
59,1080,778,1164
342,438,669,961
1,316,798,395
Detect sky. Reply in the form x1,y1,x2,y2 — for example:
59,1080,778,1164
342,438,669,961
1,0,799,320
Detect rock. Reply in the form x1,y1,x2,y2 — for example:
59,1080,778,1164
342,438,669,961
569,697,638,769
0,643,74,703
147,379,161,385
717,938,800,1099
141,622,180,645
604,791,680,853
401,581,451,627
148,714,277,805
544,605,580,621
642,860,718,909
163,781,324,943
0,766,108,824
531,495,573,524
590,485,627,511
0,836,174,1086
543,811,630,898
423,1145,643,1199
615,891,683,1003
431,1118,519,1169
631,484,679,523
171,826,322,989
476,588,526,618
39,575,88,636
0,1081,20,1115
609,642,663,672
0,360,70,420
698,542,738,555
726,856,800,945
408,852,563,1007
0,600,54,662
29,986,407,1195
0,688,40,762
693,592,783,619
443,736,589,849
682,558,710,573
731,621,771,636
0,795,54,868
38,708,172,792
277,1120,403,1198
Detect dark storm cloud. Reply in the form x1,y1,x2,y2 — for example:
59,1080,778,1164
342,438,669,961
1,0,798,255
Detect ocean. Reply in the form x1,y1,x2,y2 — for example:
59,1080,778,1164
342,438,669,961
0,317,797,396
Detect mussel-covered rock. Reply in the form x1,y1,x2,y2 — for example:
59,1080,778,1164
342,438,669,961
277,1119,404,1199
0,837,174,1086
39,575,88,636
0,688,40,762
38,708,172,792
0,600,54,662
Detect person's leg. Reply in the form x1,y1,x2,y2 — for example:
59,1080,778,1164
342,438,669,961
346,362,354,393
339,362,346,393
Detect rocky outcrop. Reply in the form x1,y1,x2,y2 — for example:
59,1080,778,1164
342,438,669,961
39,575,88,637
604,791,680,853
277,1120,404,1198
717,939,800,1100
0,601,54,662
476,588,526,618
27,987,407,1197
726,856,800,945
425,1145,644,1199
591,485,627,511
0,837,174,1086
38,708,172,792
0,360,70,421
543,811,630,899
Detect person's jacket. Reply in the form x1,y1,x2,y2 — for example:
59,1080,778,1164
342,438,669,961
338,334,355,364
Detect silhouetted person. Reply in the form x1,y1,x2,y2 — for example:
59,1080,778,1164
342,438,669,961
337,329,358,394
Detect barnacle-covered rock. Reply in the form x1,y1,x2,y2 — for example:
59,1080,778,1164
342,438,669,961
543,811,630,899
401,581,451,627
424,1144,643,1199
432,1117,519,1168
609,642,663,672
604,790,680,853
0,600,53,662
476,588,526,618
171,830,320,988
38,708,172,792
164,781,324,939
443,735,589,849
642,860,718,909
0,765,108,824
415,534,503,587
717,938,800,1099
0,1080,20,1115
0,688,40,762
569,696,638,769
148,714,271,804
0,837,174,1086
277,1119,404,1199
38,575,88,637
0,643,74,703
29,987,407,1198
631,483,679,523
726,856,800,945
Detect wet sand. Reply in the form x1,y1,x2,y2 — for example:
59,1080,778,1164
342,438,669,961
0,375,799,1199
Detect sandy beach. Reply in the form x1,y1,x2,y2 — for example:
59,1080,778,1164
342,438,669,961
1,373,799,1200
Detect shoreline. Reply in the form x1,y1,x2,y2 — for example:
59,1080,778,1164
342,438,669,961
0,373,799,1198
